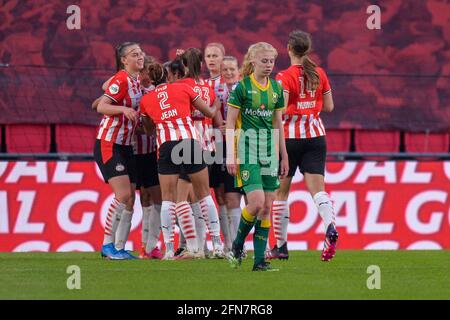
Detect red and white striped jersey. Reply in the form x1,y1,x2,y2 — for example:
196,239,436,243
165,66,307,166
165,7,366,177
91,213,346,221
132,132,157,154
133,84,157,155
139,82,200,148
178,77,217,152
96,70,142,145
276,65,331,139
207,75,229,120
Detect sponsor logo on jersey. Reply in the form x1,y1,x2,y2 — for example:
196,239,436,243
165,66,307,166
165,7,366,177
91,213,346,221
241,170,250,181
244,108,273,117
247,90,258,94
115,163,125,172
109,83,119,95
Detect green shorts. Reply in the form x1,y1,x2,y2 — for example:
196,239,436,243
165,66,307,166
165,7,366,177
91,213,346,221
235,160,280,194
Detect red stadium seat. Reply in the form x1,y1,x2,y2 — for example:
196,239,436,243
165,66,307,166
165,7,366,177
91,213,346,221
326,129,351,152
56,124,96,153
6,124,51,153
405,132,449,153
355,130,400,153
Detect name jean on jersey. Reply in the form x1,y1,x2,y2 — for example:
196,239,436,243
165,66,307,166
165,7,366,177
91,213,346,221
161,108,178,120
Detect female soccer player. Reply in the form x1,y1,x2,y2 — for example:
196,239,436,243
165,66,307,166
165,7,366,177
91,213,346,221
134,56,163,260
140,61,218,260
164,58,206,259
204,43,232,251
94,42,143,260
226,42,288,271
93,55,163,260
164,58,201,258
270,30,338,262
221,56,240,88
220,56,244,243
176,48,225,258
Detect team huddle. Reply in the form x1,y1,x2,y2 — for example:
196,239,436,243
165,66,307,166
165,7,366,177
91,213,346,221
92,30,338,271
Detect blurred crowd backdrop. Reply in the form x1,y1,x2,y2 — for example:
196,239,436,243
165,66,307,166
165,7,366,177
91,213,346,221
0,0,449,132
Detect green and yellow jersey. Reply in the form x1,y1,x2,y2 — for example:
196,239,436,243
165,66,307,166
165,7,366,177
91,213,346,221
228,73,285,133
228,73,285,192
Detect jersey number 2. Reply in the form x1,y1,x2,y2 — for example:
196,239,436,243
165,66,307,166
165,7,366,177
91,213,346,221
157,92,171,110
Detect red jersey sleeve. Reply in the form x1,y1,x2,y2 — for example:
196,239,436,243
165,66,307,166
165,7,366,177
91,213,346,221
184,84,201,102
104,73,127,103
276,71,290,93
318,67,331,94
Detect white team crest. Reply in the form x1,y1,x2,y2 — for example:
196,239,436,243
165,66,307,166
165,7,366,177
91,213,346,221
241,170,249,181
115,163,125,172
109,83,119,94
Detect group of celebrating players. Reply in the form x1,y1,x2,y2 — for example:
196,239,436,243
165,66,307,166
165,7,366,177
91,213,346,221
92,29,338,271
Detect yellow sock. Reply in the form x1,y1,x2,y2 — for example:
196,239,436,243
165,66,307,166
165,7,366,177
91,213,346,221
242,207,255,223
261,219,271,228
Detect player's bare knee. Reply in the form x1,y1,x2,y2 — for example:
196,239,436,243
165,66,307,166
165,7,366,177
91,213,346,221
276,188,289,201
263,203,272,215
226,197,240,209
194,185,210,200
250,202,264,214
140,191,151,207
163,190,176,202
258,210,271,221
140,198,151,207
215,188,225,205
116,190,132,204
216,196,225,206
126,194,135,210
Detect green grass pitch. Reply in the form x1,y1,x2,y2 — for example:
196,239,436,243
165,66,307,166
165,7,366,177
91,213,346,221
0,251,448,300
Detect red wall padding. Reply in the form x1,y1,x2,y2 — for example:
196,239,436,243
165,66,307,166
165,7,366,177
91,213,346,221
405,132,449,153
56,125,96,153
6,124,51,153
